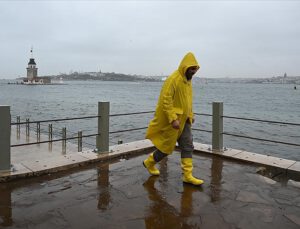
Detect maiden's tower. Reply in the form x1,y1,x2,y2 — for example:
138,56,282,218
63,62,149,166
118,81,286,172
23,48,51,84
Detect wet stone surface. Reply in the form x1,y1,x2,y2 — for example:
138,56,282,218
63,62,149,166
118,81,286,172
10,126,86,163
0,152,300,229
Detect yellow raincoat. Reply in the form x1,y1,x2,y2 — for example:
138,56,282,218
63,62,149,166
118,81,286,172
145,52,200,154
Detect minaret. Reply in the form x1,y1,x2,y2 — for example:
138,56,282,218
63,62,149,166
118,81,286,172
26,47,38,81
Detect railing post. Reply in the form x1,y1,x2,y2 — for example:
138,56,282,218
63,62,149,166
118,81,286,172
96,102,110,153
62,127,66,143
62,127,66,153
26,118,30,136
212,102,223,151
78,131,82,152
16,116,20,139
48,124,53,141
0,106,11,171
17,116,20,129
37,122,40,142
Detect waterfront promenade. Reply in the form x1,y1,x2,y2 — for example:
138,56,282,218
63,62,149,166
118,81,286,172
1,150,300,228
1,101,300,228
1,126,300,228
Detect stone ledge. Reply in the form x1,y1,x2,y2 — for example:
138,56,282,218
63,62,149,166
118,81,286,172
193,143,300,176
1,140,299,182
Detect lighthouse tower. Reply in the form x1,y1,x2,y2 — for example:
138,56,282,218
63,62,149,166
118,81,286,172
26,48,38,82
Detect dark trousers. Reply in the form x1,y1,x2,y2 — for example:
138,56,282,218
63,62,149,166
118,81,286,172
153,122,194,162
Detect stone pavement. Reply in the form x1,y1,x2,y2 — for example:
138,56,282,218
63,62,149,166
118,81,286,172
10,125,86,162
0,152,300,229
2,126,299,182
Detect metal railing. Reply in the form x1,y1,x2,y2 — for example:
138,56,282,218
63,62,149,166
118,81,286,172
193,112,213,133
193,102,300,148
222,115,300,126
0,102,154,171
1,101,299,171
222,115,300,147
9,104,152,150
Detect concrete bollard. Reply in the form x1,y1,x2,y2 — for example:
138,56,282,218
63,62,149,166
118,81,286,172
96,102,110,153
212,102,223,151
0,106,11,171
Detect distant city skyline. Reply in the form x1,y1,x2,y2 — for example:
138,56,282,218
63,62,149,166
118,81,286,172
0,1,299,79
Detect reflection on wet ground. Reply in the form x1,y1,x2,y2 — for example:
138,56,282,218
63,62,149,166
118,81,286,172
0,152,300,228
11,126,84,163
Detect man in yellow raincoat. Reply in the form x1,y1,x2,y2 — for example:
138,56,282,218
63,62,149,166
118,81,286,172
143,52,204,186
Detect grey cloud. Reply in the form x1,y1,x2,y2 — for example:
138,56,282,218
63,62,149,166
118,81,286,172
0,1,299,78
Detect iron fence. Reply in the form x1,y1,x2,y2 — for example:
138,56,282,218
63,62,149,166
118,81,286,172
1,101,299,171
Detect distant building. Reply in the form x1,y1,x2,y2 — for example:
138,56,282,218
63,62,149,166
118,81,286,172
27,57,37,80
23,48,51,84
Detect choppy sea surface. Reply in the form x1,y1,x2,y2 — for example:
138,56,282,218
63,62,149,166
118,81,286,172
1,80,299,160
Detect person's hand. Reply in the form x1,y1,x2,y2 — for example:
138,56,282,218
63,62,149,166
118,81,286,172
171,120,180,129
192,118,195,124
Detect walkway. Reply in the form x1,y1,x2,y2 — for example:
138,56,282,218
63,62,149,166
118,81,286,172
1,152,300,228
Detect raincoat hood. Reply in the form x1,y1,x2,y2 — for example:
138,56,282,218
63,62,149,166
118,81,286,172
178,52,200,77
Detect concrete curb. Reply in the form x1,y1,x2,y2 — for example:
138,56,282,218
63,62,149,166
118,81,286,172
0,140,155,182
193,142,300,178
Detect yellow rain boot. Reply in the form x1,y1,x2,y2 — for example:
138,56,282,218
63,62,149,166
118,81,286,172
143,153,160,176
181,158,204,186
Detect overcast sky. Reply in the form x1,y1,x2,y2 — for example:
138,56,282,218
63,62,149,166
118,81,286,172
0,0,299,79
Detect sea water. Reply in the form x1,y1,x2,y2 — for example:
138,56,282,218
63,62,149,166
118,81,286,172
0,80,299,160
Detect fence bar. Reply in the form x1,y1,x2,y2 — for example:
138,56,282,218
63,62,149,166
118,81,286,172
10,115,100,125
0,106,11,171
212,102,223,151
97,102,110,153
78,131,82,152
109,127,147,134
62,127,66,153
48,124,53,141
192,128,212,133
110,111,153,117
222,115,300,126
26,118,30,136
37,122,41,140
11,133,99,147
223,132,300,147
16,116,20,139
62,127,66,144
62,127,66,140
17,116,20,129
194,112,212,117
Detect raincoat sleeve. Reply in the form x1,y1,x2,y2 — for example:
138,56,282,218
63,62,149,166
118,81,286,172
162,81,178,123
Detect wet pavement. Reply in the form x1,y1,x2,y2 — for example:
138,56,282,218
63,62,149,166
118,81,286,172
1,152,300,229
10,126,86,162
